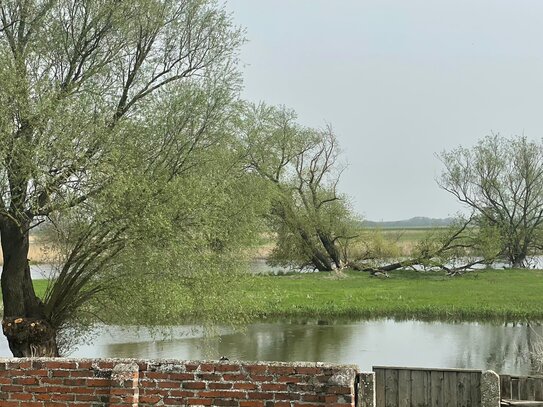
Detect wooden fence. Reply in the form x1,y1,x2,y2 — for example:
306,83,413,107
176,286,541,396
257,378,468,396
373,366,483,407
500,374,543,402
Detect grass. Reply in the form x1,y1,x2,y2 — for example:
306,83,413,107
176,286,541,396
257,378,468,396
33,280,49,297
238,269,543,322
28,268,543,323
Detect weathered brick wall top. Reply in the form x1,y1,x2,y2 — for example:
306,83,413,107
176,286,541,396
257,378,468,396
0,357,359,406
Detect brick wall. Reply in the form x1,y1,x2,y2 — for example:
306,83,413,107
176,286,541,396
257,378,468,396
0,358,359,406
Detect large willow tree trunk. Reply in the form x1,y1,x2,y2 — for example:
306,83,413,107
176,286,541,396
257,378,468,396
0,218,58,357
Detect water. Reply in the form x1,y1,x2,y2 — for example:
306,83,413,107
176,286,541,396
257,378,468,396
30,263,56,280
0,319,539,376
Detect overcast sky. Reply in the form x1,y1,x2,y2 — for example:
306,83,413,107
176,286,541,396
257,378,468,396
225,0,543,221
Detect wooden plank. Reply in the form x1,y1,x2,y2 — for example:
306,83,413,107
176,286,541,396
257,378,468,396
528,378,537,401
534,377,543,401
411,370,430,407
373,366,482,373
443,372,458,407
502,375,513,400
457,372,471,407
430,370,444,407
398,368,411,407
375,368,386,407
471,372,481,407
385,369,399,407
521,377,530,400
513,378,520,400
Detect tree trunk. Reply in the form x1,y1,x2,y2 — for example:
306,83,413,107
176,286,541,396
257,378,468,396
318,231,342,269
310,252,333,271
511,256,527,268
0,218,59,357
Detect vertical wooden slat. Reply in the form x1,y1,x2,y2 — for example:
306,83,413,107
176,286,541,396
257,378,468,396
470,372,481,407
375,368,386,407
443,372,458,407
527,377,536,401
512,377,520,400
534,377,543,401
426,370,432,404
385,369,399,407
398,369,411,407
411,370,430,407
430,370,444,407
457,372,471,407
501,375,512,400
520,376,529,400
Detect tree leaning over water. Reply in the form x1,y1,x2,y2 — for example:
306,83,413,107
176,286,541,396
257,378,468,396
241,103,357,272
439,135,543,268
0,0,261,357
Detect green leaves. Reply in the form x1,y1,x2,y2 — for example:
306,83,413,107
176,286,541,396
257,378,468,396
439,134,543,267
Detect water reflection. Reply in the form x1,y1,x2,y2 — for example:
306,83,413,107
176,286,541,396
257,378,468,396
57,320,543,375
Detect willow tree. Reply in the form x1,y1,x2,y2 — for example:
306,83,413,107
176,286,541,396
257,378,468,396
0,0,252,357
439,135,543,268
242,104,357,271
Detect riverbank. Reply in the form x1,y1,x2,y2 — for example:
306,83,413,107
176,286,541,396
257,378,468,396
28,268,543,322
241,269,543,322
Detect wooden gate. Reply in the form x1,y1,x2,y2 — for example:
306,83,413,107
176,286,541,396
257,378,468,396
373,366,482,407
500,374,543,402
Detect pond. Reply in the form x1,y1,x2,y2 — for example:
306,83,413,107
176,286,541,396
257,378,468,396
0,318,539,376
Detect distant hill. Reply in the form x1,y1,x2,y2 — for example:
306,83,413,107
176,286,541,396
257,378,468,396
362,216,455,228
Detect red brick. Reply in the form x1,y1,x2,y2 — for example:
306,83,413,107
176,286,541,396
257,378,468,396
9,392,33,400
187,398,213,405
157,380,182,389
13,377,39,385
169,390,195,397
215,364,241,372
246,392,271,399
267,366,295,375
234,382,258,390
87,378,110,387
139,394,162,404
199,390,246,398
25,369,49,376
1,385,23,392
295,367,319,374
224,374,247,381
243,365,267,374
168,373,194,380
183,382,206,389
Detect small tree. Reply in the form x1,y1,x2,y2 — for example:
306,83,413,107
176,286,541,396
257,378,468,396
439,135,543,268
241,103,357,271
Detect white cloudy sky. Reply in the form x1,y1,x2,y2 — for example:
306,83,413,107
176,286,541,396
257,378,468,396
225,0,543,221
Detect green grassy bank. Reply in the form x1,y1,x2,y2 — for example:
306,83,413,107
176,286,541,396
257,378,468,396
29,269,543,322
240,269,543,322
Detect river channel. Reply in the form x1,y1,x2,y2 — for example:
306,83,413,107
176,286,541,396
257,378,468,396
0,318,540,376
